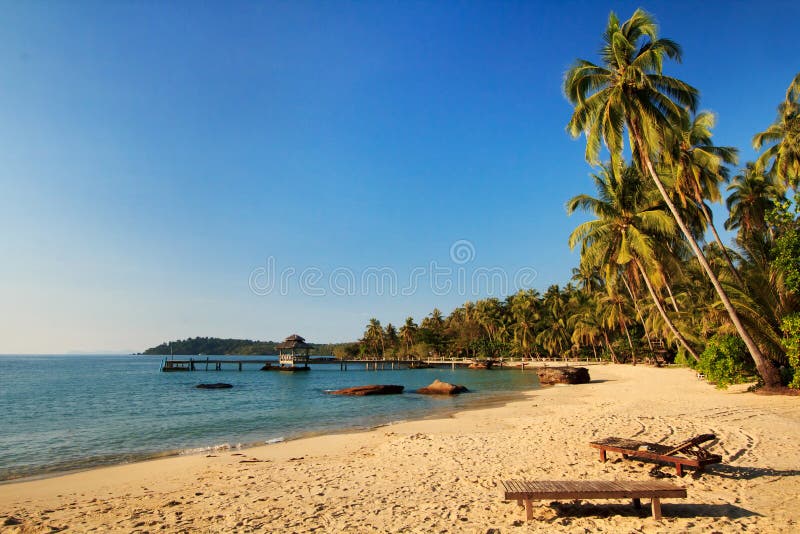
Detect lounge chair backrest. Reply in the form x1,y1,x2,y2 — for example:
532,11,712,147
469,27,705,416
664,433,716,456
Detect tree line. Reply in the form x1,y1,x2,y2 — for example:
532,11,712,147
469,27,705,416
143,337,347,357
352,9,800,389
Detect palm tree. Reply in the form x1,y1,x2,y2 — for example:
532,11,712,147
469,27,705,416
509,290,540,359
725,163,786,240
398,317,418,358
565,9,780,385
363,318,385,358
568,295,604,361
567,164,700,360
753,72,800,188
384,323,399,355
667,111,743,284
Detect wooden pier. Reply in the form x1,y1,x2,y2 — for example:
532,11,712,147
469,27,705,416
160,355,599,372
160,357,496,372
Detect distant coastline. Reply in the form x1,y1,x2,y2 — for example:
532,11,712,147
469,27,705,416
143,336,352,356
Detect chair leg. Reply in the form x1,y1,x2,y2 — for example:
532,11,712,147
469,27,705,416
525,499,534,521
651,498,662,520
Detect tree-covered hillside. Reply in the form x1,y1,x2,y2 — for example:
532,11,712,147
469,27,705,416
143,337,348,356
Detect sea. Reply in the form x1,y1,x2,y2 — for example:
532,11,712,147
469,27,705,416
0,355,540,482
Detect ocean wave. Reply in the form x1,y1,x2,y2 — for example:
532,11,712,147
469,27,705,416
178,442,243,455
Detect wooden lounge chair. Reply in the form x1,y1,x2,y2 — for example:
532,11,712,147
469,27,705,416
502,480,687,520
590,434,722,476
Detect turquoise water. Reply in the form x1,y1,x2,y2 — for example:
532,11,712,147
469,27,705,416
0,355,539,481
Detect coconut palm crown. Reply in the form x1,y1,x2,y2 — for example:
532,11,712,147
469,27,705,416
564,8,697,168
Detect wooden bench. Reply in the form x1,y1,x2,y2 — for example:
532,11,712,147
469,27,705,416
502,480,687,520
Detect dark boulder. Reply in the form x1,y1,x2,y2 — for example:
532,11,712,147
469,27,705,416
536,367,590,385
329,385,404,396
196,383,234,389
417,379,469,395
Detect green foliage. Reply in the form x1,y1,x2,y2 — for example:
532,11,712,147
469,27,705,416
673,347,697,369
771,196,800,294
332,343,361,360
775,226,800,293
144,336,349,356
781,314,800,388
697,335,756,388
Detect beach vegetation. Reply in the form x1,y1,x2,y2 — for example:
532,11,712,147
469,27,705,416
697,335,756,388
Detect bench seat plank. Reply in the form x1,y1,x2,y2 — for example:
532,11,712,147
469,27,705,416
502,480,687,520
503,480,686,500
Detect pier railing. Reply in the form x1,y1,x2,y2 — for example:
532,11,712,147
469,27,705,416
160,355,602,372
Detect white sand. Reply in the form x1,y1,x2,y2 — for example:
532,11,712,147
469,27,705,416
2,364,799,533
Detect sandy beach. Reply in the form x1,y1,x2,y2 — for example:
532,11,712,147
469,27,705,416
2,364,799,533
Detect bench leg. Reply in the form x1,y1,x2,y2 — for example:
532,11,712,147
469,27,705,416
516,498,523,507
651,498,662,520
525,499,533,521
632,498,641,509
675,463,683,477
599,449,607,462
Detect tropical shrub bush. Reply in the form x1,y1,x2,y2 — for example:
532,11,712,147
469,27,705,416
781,314,800,389
697,335,756,388
674,347,697,369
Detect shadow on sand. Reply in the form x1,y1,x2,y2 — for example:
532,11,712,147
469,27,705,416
705,464,800,481
545,501,760,520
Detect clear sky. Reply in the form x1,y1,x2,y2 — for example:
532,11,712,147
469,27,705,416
1,1,798,353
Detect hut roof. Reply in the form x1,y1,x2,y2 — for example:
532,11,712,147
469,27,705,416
276,334,314,350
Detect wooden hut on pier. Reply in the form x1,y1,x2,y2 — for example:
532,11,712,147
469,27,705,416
276,334,313,371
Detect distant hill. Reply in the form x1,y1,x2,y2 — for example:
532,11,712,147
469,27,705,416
142,336,344,356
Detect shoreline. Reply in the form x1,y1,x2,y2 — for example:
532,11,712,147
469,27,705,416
3,364,798,532
0,375,534,486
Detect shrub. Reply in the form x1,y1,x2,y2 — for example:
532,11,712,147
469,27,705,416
697,335,756,388
781,314,800,389
674,347,697,369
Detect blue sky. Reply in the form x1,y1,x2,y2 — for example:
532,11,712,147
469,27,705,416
0,1,798,353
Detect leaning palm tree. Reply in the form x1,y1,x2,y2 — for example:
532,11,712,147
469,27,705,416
567,164,701,360
666,111,742,284
565,9,779,385
753,72,800,188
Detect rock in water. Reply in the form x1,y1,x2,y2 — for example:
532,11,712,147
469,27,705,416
196,383,234,389
417,379,469,395
536,367,590,385
329,385,404,396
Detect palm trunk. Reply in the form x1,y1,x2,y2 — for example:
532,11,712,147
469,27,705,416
662,274,680,313
602,331,619,363
700,201,746,287
617,302,636,363
622,274,654,352
634,258,701,362
630,122,781,387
